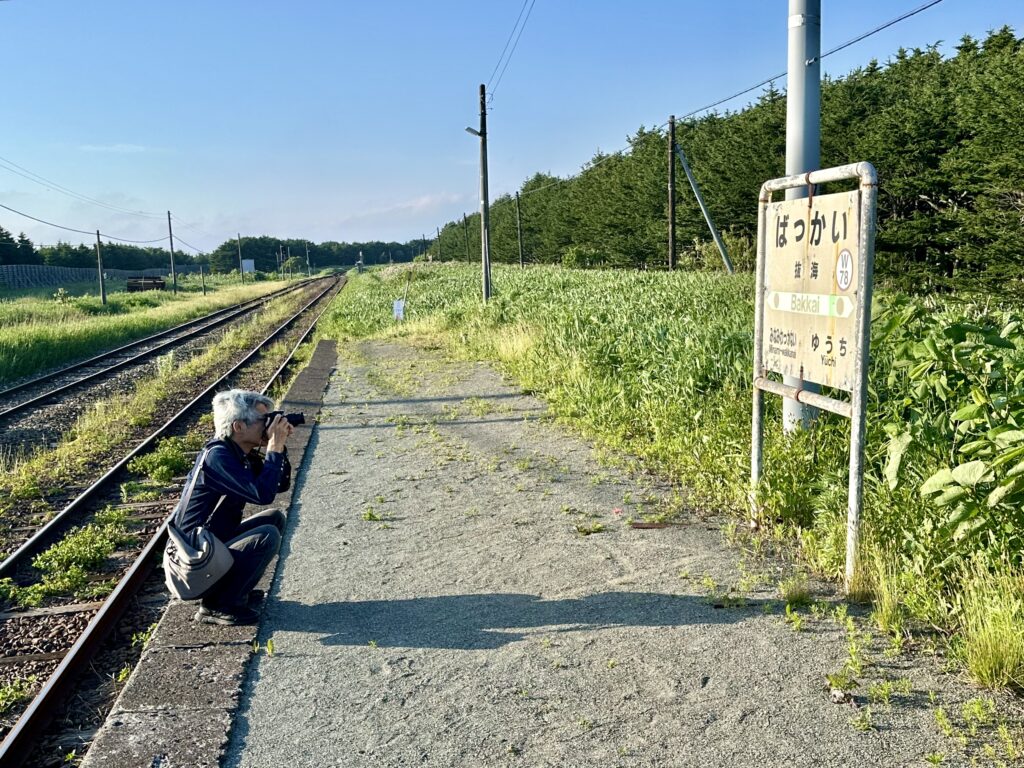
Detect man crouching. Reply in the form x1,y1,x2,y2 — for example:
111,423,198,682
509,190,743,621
171,389,294,625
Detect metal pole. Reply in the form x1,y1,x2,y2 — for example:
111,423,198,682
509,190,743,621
515,191,524,269
95,230,106,306
166,211,177,294
668,116,676,271
846,164,878,589
783,0,821,432
750,191,769,525
463,214,471,263
305,242,311,277
200,264,206,295
477,84,492,301
674,145,733,274
236,233,243,283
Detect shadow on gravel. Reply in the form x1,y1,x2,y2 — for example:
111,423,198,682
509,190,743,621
272,592,765,650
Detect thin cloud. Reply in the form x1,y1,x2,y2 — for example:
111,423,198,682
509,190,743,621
78,143,161,154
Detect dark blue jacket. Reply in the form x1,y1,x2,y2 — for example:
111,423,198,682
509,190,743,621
172,438,291,543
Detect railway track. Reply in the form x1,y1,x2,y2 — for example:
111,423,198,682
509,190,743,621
0,274,345,767
0,278,321,458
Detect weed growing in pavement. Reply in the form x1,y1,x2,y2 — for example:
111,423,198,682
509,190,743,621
778,573,811,607
850,707,875,732
923,752,945,765
575,522,605,536
826,667,858,693
361,507,384,522
784,604,804,632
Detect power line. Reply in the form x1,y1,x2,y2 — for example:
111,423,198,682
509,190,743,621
487,0,537,100
0,154,166,220
172,234,206,253
519,0,946,199
0,201,168,244
486,0,531,91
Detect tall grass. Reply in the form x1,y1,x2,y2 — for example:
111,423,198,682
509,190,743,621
319,263,1024,688
0,280,290,385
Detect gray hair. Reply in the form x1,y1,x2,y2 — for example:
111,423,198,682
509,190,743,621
212,390,275,440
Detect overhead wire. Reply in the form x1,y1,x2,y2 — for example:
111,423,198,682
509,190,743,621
0,154,166,219
516,0,947,200
486,0,532,93
0,201,168,244
489,0,537,99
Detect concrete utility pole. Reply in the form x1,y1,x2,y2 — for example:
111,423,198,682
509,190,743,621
437,227,442,261
166,211,177,294
462,214,471,263
236,233,244,283
278,245,283,271
305,242,311,276
466,84,492,302
668,116,676,271
515,191,524,269
784,0,822,432
95,230,106,305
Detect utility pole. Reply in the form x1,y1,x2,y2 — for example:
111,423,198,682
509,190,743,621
95,230,106,305
305,242,311,277
437,227,442,261
236,233,244,283
784,0,821,432
466,84,492,301
166,211,178,294
422,233,427,261
200,264,206,295
278,245,283,273
515,191,524,269
668,116,676,271
462,214,471,263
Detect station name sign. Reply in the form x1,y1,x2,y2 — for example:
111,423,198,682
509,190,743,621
762,190,860,392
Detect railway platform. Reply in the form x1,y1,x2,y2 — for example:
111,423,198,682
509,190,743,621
83,338,950,767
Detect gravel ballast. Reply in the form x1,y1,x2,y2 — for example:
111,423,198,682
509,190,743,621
222,339,960,767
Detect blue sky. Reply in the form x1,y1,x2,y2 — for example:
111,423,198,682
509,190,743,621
0,0,1020,253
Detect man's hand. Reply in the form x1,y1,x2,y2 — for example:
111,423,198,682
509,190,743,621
265,414,293,454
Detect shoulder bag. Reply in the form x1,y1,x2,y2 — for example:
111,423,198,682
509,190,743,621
162,448,234,600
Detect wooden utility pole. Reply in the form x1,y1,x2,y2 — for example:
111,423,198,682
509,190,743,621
668,116,676,271
200,265,206,295
515,191,524,269
466,84,492,301
167,211,178,293
236,233,244,283
95,230,106,305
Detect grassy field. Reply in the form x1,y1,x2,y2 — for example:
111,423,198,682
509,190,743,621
319,262,1024,690
0,277,295,386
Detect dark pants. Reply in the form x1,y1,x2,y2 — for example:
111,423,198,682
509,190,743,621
201,508,285,610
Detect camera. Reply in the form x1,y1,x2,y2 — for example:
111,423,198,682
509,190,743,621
263,410,305,430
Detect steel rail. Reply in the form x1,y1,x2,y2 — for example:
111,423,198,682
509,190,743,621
0,278,320,403
0,275,345,768
0,277,340,579
0,279,325,422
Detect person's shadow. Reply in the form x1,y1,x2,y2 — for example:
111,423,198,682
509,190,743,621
267,591,766,650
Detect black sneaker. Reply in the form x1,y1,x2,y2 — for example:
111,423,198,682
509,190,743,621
194,604,260,625
248,589,265,606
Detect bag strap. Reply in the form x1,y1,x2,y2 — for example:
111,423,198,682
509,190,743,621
172,447,211,531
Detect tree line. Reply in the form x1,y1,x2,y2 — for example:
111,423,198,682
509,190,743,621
0,224,431,275
434,27,1023,295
